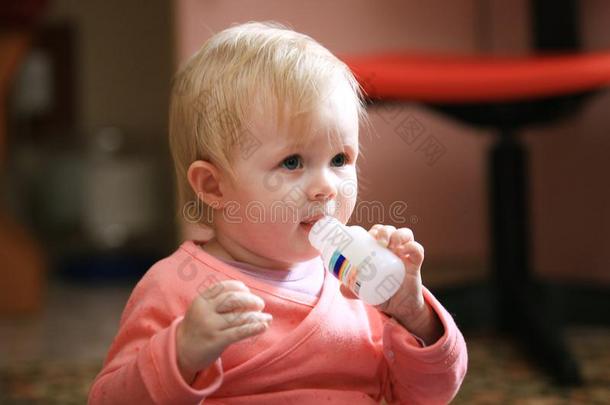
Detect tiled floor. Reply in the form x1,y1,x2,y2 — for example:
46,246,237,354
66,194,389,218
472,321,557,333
1,277,609,404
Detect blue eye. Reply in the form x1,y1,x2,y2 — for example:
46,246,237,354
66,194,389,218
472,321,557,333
331,153,348,167
281,155,302,170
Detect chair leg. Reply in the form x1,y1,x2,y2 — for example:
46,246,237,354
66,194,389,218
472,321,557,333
489,129,582,385
489,129,529,331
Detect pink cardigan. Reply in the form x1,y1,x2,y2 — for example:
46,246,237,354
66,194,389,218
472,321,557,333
88,241,467,404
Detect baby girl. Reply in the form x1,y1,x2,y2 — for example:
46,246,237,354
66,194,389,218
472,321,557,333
88,21,467,404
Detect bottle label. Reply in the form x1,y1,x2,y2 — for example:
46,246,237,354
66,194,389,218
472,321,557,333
329,250,361,296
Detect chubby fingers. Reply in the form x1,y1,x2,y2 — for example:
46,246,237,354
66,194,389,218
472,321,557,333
218,310,273,331
394,240,425,266
369,224,396,247
369,224,414,249
214,290,266,313
197,279,267,314
369,225,423,265
388,228,415,249
207,282,273,331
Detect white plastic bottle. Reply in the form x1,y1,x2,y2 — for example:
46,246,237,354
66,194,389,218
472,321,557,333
308,216,405,305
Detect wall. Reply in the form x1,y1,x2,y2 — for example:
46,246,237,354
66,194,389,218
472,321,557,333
36,0,177,250
45,0,173,138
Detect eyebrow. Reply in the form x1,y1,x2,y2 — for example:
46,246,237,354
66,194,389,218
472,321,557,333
268,125,357,155
271,142,298,157
273,142,357,157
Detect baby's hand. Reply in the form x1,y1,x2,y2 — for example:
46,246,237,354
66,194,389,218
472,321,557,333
176,280,273,384
368,224,442,343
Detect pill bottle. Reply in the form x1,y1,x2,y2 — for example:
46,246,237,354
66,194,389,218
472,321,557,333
308,216,405,305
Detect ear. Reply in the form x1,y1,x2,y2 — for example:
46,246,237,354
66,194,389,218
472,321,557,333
187,160,228,209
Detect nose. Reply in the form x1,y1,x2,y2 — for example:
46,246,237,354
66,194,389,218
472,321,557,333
307,168,337,202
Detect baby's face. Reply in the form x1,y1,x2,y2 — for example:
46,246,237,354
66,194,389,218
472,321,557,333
216,81,359,267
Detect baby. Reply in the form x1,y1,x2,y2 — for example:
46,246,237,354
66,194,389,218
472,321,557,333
88,21,467,404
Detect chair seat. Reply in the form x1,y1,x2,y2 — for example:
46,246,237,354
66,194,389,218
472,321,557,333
340,52,610,103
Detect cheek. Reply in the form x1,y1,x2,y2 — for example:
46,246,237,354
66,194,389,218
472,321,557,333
251,175,297,207
227,182,271,209
336,173,358,220
226,199,302,229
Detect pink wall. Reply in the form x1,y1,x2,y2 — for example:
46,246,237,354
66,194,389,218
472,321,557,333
173,0,480,64
173,0,610,285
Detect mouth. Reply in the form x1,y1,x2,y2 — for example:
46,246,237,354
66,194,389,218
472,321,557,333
299,214,326,232
299,222,315,232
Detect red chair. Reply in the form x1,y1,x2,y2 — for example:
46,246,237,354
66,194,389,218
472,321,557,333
341,47,610,386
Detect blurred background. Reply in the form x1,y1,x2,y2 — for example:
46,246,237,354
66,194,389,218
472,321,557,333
0,0,609,403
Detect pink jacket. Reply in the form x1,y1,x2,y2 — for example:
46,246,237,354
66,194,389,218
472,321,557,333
88,240,467,404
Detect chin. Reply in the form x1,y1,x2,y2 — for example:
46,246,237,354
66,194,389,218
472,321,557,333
253,226,322,264
294,250,319,261
296,245,323,262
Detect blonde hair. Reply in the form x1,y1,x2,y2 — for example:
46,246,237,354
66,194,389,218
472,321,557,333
169,21,369,227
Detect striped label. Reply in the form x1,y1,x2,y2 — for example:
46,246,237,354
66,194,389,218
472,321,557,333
329,250,360,295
